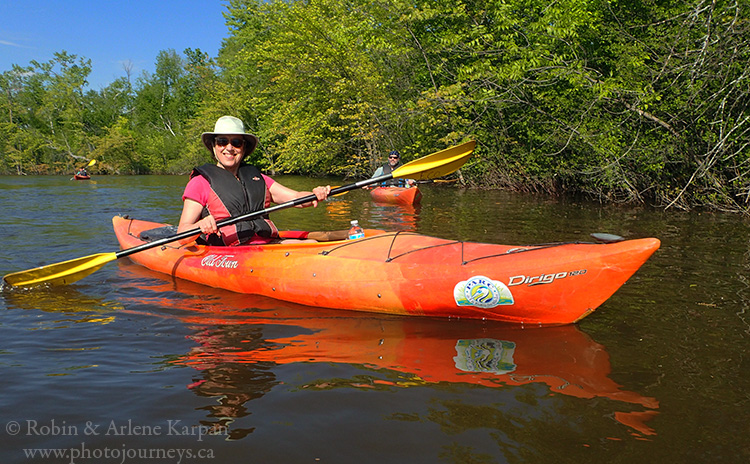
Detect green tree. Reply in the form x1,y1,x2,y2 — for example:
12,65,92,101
90,116,139,174
130,49,210,173
222,0,436,177
30,51,92,169
0,53,93,174
84,77,134,138
0,67,28,173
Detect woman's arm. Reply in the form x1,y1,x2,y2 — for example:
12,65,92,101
177,198,218,244
268,182,330,208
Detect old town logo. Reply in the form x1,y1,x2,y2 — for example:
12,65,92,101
200,255,240,269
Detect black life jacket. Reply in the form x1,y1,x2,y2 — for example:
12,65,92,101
381,162,406,187
190,163,277,246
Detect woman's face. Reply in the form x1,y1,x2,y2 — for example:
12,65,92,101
213,135,246,171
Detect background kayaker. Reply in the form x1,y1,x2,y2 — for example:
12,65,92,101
370,150,415,187
177,116,331,245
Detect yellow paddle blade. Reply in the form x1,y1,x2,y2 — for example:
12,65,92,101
3,252,116,288
88,159,97,167
393,140,475,180
329,186,348,197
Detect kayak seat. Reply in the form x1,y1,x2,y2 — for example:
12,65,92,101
139,225,178,241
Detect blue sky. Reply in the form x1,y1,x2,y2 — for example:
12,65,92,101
0,0,231,90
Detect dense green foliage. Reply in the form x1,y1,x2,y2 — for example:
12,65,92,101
1,0,748,212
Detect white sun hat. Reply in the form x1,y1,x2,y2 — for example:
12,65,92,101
201,116,259,155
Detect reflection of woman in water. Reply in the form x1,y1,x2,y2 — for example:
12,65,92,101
183,326,279,440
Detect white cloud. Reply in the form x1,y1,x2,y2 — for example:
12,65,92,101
0,39,24,48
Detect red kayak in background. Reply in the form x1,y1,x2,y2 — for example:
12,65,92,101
370,186,422,205
72,160,96,180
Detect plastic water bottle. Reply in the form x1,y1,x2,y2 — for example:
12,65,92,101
347,220,365,240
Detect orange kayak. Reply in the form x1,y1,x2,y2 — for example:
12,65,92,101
112,216,660,325
370,186,422,205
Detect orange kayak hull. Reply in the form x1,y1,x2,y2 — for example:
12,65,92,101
370,186,422,205
112,216,660,325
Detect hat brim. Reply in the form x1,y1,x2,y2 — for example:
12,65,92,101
201,132,259,156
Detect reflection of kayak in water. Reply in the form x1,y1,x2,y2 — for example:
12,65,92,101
370,186,422,205
363,202,420,232
117,268,658,438
113,215,659,325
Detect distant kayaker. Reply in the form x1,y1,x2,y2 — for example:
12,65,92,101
177,116,331,245
370,150,415,187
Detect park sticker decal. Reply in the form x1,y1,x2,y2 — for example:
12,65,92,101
453,275,514,308
454,338,517,375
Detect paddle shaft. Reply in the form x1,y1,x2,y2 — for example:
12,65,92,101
115,173,396,259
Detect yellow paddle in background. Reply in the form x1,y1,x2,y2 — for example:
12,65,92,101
3,141,476,288
71,159,96,179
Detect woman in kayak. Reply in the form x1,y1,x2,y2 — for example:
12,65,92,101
177,116,331,245
370,150,415,187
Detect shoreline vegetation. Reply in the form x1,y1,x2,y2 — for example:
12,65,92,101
1,0,748,213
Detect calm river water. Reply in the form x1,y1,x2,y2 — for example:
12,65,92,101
1,174,748,463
